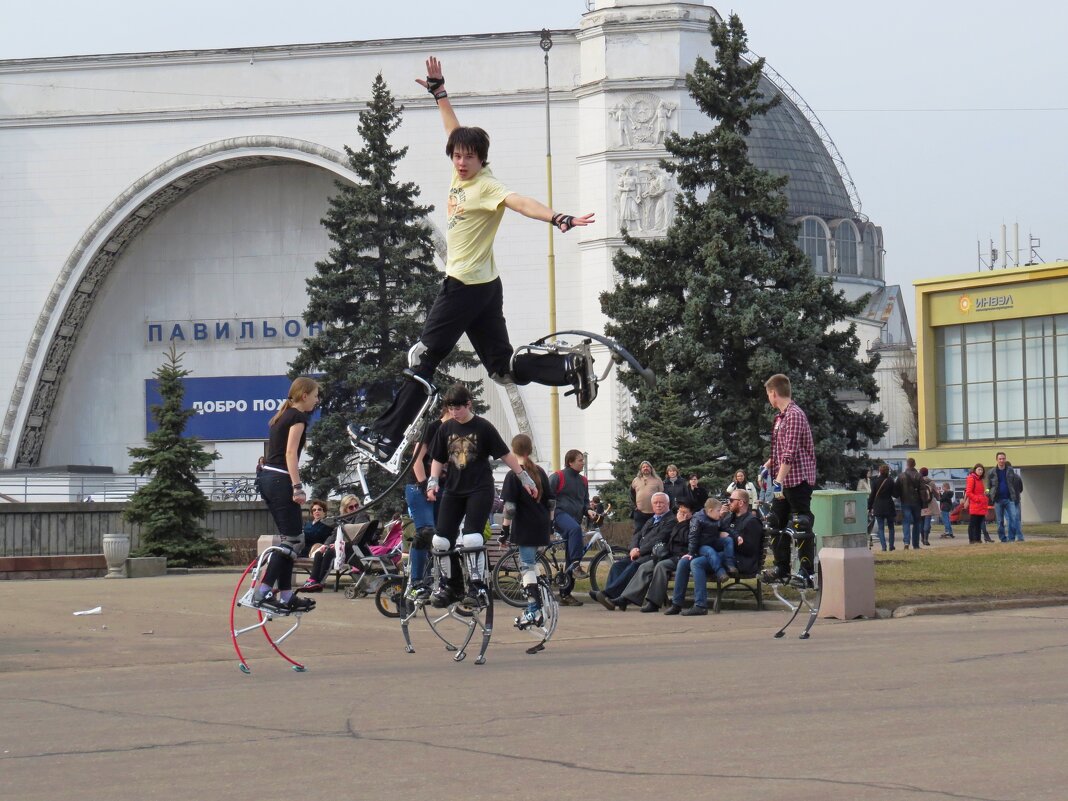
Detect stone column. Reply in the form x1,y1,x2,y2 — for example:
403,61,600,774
576,1,718,474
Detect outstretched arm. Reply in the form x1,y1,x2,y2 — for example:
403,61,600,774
502,194,595,233
416,56,460,135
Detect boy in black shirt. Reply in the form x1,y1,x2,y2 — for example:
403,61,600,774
426,384,537,610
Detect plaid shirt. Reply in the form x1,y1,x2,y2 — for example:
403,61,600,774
770,401,816,488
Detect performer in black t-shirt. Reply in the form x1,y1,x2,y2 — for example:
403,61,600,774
426,383,537,610
254,377,320,614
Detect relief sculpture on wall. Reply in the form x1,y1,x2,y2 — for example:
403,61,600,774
611,93,676,149
614,163,674,235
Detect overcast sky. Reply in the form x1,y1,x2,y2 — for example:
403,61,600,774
4,1,1066,332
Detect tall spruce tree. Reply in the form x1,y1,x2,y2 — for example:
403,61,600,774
290,74,476,499
125,344,224,567
601,13,885,498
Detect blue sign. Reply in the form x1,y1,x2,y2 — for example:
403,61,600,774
145,375,320,441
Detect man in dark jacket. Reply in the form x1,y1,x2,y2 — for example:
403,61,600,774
617,499,694,612
549,448,594,604
589,492,672,610
987,451,1024,542
895,457,923,550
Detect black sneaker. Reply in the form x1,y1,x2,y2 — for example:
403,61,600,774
460,582,489,612
284,594,316,613
760,565,789,584
406,580,432,603
564,353,597,409
347,423,395,462
789,570,815,589
431,582,461,609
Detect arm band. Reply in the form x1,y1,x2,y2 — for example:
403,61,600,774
518,471,537,491
427,476,440,492
504,501,517,518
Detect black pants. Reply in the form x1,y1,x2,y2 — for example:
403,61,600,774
435,486,494,591
373,277,569,444
260,470,303,591
770,481,815,576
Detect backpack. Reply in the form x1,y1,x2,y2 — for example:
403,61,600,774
551,469,588,495
918,479,932,507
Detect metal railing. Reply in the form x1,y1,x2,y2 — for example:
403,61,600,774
0,473,260,504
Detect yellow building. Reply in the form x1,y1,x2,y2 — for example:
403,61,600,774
911,260,1068,523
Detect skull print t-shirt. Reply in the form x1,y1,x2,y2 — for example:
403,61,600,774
428,415,510,497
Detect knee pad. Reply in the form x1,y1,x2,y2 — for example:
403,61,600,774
462,532,485,550
413,526,435,551
431,534,452,555
275,541,299,561
522,568,539,586
461,532,486,579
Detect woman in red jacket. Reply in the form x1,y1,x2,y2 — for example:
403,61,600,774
965,463,989,545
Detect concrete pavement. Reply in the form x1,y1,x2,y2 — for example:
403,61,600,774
1,574,1067,801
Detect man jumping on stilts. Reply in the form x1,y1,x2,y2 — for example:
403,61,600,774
349,56,596,463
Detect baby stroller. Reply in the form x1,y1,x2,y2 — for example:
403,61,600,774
344,518,406,600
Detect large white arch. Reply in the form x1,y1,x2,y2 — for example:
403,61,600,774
1,135,523,467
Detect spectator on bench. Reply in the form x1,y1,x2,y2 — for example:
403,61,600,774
299,498,332,557
615,498,694,613
666,490,762,615
665,496,728,616
588,492,673,610
301,495,374,592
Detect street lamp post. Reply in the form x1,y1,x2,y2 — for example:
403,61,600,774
540,28,561,471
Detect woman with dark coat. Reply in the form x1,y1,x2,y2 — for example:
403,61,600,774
868,464,898,551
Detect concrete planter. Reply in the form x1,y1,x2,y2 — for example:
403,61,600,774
102,532,131,578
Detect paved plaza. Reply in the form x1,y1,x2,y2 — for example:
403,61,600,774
1,574,1066,801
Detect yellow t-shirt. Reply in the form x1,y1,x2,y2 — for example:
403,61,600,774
445,167,512,285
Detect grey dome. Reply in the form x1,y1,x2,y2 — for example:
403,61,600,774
745,76,857,220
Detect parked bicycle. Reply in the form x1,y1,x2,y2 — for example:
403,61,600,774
211,476,258,501
491,527,625,608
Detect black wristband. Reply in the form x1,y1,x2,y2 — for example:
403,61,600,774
551,213,576,232
433,89,448,103
292,483,304,491
426,76,444,94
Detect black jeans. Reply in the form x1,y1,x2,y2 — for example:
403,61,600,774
434,486,494,591
770,481,815,576
374,277,513,444
372,277,569,445
259,470,303,591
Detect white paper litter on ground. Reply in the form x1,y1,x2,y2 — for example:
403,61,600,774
73,606,102,616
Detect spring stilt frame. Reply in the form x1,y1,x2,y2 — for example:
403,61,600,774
229,547,310,674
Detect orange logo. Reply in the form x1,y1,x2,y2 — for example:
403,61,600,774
958,295,971,314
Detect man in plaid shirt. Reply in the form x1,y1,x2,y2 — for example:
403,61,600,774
762,374,817,584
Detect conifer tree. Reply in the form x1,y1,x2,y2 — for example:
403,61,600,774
290,74,476,498
601,14,885,493
125,344,224,567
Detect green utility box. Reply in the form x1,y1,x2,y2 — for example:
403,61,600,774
810,490,869,553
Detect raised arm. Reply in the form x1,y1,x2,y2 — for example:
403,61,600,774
502,194,596,233
416,56,460,135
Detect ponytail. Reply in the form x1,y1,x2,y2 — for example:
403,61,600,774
269,376,320,429
510,433,543,496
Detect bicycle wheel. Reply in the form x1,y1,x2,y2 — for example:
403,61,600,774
491,547,552,608
374,576,407,618
588,547,626,594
